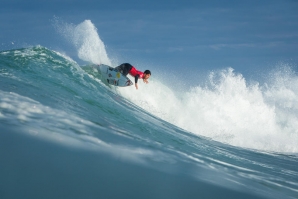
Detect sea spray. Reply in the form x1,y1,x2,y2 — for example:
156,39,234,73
118,67,298,153
53,18,111,65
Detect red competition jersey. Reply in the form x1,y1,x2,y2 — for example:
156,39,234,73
129,66,144,78
129,66,144,83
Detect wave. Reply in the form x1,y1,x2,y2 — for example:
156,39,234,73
1,41,297,199
53,19,298,153
2,19,298,154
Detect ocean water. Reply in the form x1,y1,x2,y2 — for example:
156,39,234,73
0,20,298,199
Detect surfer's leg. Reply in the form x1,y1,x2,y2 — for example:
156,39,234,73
115,63,132,76
114,64,123,73
122,63,133,76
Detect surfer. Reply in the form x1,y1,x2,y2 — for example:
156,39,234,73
115,63,151,90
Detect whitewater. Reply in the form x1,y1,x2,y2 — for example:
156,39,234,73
0,19,298,199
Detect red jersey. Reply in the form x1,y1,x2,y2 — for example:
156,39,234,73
129,66,144,83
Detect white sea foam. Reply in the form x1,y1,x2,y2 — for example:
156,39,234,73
53,18,111,65
118,67,298,153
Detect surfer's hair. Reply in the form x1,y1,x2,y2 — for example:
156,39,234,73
144,70,151,75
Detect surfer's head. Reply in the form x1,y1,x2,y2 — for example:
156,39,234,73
144,70,151,79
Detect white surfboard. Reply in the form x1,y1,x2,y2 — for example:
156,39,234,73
96,64,133,87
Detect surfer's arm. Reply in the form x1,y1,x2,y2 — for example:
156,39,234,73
134,75,140,90
134,74,140,84
135,75,140,89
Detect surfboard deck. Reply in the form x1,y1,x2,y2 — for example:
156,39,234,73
96,64,133,87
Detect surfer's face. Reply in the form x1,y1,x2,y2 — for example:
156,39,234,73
144,74,151,80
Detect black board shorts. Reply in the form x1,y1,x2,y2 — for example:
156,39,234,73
114,63,133,76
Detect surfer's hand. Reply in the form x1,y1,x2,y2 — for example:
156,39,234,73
143,79,149,84
135,83,138,89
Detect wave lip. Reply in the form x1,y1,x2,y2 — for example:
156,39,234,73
53,18,111,65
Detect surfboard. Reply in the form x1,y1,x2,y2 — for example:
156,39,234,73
96,64,133,87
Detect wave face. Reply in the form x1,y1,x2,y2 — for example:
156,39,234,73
0,20,298,199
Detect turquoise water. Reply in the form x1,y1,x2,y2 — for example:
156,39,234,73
1,21,298,199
